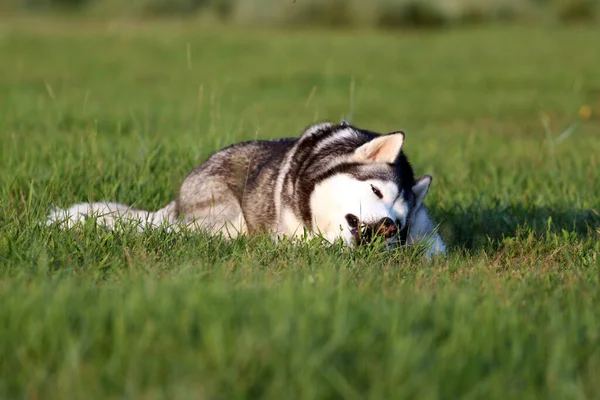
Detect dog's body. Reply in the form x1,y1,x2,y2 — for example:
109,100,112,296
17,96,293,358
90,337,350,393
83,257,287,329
48,122,446,256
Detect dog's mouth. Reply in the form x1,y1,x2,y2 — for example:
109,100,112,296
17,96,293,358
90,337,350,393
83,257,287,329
345,214,405,247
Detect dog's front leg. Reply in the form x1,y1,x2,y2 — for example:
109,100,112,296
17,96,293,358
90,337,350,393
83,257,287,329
407,206,447,257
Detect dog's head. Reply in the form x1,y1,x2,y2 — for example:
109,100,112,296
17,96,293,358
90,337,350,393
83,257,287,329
309,131,432,248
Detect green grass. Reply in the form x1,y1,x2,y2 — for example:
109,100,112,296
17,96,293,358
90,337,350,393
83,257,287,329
1,18,600,399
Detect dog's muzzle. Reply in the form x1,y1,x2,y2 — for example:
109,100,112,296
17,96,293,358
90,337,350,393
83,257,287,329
345,214,403,246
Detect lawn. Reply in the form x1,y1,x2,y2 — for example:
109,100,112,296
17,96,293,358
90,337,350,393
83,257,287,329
1,18,599,399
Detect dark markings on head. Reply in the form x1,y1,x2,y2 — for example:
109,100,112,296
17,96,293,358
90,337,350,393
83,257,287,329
284,122,417,229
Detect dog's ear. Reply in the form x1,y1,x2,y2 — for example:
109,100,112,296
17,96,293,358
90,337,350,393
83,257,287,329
352,132,405,164
412,175,432,209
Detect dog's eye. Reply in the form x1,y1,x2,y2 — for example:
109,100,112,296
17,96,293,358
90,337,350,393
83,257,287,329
371,185,383,199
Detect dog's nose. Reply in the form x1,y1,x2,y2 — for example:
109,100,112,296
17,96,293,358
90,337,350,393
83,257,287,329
376,217,398,239
345,214,360,229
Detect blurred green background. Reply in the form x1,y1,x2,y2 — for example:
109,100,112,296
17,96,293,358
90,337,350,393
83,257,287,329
0,0,597,26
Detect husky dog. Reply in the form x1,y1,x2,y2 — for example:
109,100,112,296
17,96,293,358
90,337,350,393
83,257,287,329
48,122,446,256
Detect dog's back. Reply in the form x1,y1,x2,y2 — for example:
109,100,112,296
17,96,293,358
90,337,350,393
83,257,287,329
175,138,297,236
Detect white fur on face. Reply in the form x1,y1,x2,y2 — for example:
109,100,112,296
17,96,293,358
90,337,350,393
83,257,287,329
310,173,409,247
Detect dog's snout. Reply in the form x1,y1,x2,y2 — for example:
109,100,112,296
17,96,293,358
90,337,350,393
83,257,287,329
345,214,360,229
347,215,399,244
377,217,398,239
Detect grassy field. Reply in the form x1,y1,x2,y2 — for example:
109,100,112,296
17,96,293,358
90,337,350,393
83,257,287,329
1,18,600,399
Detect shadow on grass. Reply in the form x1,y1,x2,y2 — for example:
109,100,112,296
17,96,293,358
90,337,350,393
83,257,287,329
432,204,600,251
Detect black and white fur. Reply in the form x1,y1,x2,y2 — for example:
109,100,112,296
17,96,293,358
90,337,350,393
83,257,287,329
47,122,446,256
